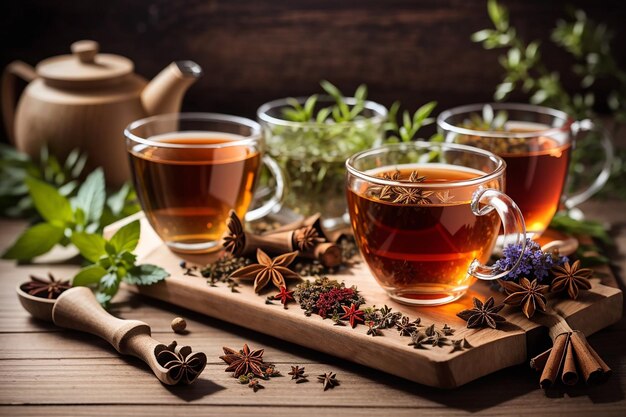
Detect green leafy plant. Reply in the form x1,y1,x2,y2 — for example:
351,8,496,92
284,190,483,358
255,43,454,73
473,0,626,199
384,101,441,142
549,212,612,266
2,168,139,261
262,81,385,219
0,144,87,217
72,220,169,306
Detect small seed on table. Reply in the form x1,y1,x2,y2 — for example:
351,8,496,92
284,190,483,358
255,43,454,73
171,317,187,333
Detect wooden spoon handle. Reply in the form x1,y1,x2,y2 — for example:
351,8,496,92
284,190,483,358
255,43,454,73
52,287,152,352
51,287,179,384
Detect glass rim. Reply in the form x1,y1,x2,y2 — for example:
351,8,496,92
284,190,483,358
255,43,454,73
256,95,388,128
437,102,574,139
345,141,506,189
124,112,262,149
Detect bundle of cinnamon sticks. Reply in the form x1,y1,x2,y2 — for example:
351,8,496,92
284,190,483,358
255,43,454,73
530,316,612,389
221,211,343,268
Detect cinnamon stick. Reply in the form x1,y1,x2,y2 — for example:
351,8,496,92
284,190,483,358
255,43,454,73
561,338,578,385
300,242,343,268
222,211,343,267
539,332,569,389
265,213,331,240
569,331,609,385
530,348,551,372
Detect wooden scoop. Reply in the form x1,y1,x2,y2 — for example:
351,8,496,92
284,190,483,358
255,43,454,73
18,286,207,385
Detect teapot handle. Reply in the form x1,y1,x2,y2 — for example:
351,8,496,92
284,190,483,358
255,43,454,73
2,61,37,144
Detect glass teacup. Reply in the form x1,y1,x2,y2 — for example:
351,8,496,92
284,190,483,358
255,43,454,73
125,113,284,253
345,141,526,305
438,103,613,237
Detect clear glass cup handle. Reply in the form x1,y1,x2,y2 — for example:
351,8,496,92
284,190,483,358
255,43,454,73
468,188,527,280
245,155,285,222
565,119,614,209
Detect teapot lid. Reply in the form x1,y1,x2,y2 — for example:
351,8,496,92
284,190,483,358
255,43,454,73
36,40,134,87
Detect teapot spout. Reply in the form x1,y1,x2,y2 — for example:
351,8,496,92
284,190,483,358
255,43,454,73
141,61,202,116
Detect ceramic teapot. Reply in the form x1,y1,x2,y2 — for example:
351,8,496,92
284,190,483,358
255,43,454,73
2,40,202,186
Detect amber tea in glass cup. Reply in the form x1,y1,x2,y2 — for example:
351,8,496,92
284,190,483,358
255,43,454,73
438,103,613,237
125,113,284,253
346,142,526,305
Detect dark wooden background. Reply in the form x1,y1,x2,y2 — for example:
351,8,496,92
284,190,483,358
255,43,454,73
1,0,625,133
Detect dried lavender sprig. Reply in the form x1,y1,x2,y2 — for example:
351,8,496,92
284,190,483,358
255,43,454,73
494,238,568,284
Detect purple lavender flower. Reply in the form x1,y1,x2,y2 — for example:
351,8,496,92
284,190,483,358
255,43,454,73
494,239,568,284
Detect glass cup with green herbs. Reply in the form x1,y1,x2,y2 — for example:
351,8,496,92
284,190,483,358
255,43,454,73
257,82,387,227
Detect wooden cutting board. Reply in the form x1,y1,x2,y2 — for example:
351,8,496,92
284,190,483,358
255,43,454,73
109,215,623,388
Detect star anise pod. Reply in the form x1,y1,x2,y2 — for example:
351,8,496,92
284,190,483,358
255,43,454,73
340,303,365,328
396,316,419,336
378,306,402,329
366,321,382,337
441,324,455,336
274,286,295,308
293,226,323,251
230,249,300,293
248,379,263,392
456,296,506,329
423,324,451,347
21,273,71,299
220,344,265,378
368,170,401,200
550,260,593,299
391,187,434,205
317,371,339,390
435,190,455,203
288,365,307,381
369,170,433,205
500,278,549,319
408,331,429,349
222,210,245,255
406,171,426,183
449,339,464,353
156,341,207,385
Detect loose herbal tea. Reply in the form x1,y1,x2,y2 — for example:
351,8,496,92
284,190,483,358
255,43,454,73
347,165,500,304
257,82,386,223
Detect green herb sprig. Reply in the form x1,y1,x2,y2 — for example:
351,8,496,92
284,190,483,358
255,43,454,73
384,101,442,143
549,212,612,266
72,220,169,306
281,80,368,124
2,168,139,261
473,0,626,199
0,144,87,218
265,81,382,218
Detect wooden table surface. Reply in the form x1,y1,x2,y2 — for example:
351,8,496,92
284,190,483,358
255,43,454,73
1,200,625,417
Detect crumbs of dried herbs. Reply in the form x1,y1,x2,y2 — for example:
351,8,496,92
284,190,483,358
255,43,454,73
293,276,364,318
363,305,403,330
200,253,251,291
291,235,360,277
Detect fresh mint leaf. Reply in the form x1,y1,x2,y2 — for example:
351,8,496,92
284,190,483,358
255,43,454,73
73,264,107,286
107,182,131,215
109,220,140,253
124,264,169,286
74,168,106,223
95,292,112,306
100,272,119,291
25,177,73,223
2,222,64,260
119,251,137,268
71,232,107,263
